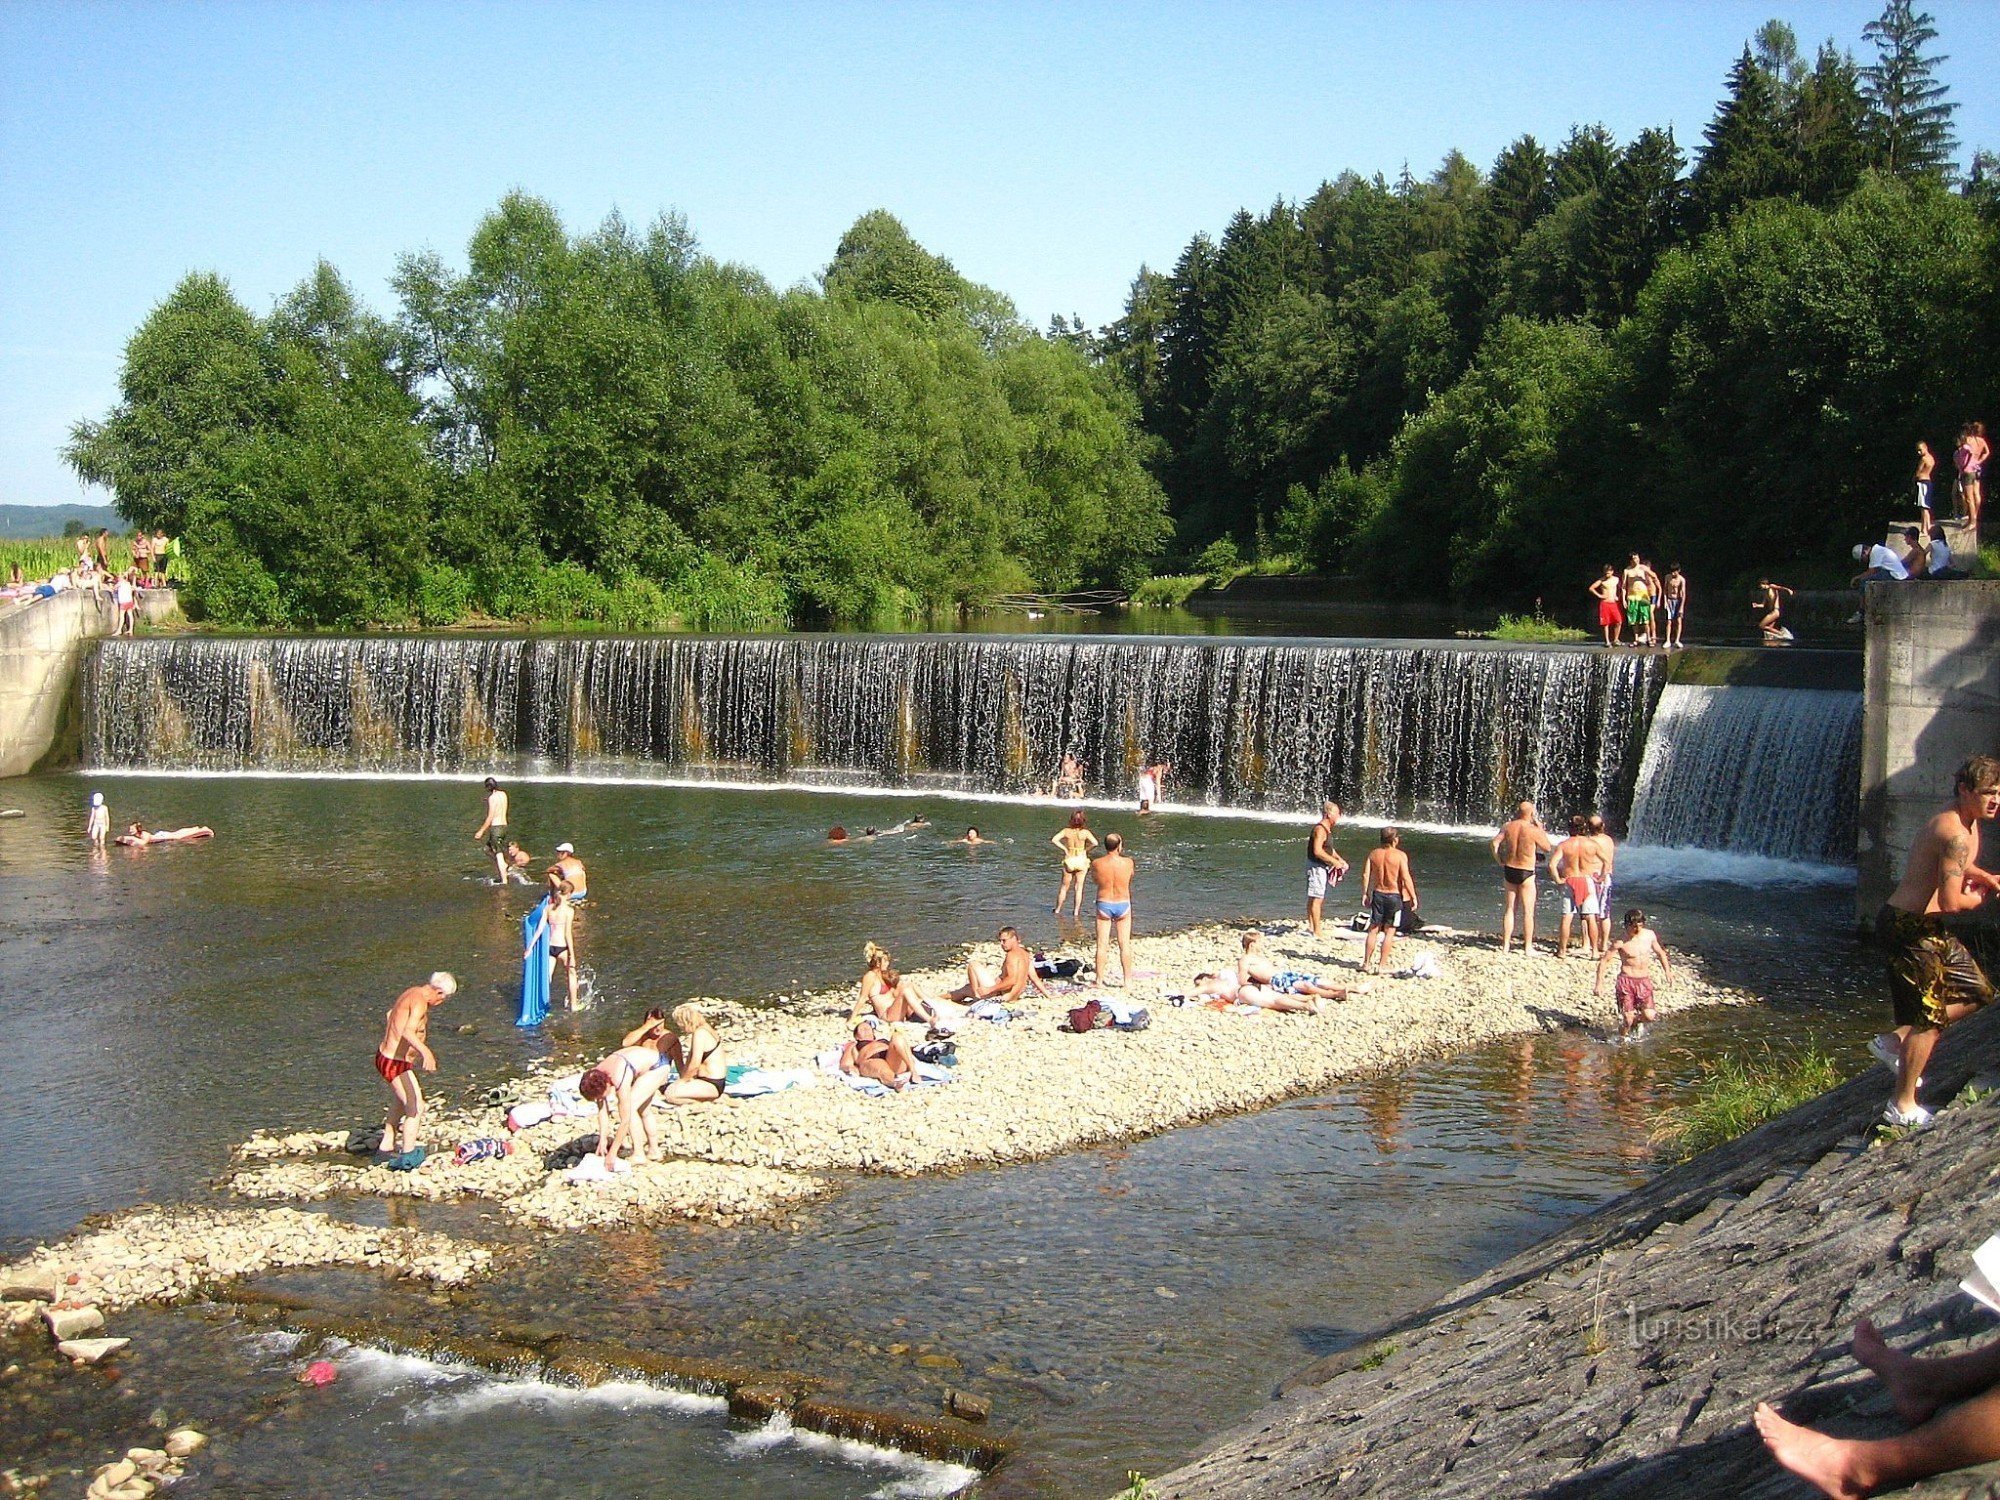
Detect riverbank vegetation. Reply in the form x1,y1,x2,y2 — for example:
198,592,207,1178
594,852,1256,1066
65,3,1997,627
1105,2,1999,609
1650,1043,1846,1159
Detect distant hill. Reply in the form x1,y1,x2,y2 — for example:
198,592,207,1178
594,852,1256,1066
0,503,121,539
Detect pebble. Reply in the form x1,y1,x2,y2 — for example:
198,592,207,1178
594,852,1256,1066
43,1306,104,1340
58,1338,130,1365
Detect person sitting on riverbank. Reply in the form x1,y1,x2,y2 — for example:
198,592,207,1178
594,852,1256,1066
1235,931,1362,1012
1595,909,1672,1042
375,972,455,1168
116,823,214,847
654,1004,725,1106
856,942,949,1034
948,926,1054,1006
1758,1317,2000,1499
580,1031,673,1163
1362,827,1417,974
1872,755,2000,1129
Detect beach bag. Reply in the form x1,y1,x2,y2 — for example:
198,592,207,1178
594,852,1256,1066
913,1039,957,1066
1035,954,1086,979
1113,1008,1151,1032
1065,999,1107,1033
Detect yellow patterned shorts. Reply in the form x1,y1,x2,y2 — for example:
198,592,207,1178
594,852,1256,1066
1878,904,1994,1028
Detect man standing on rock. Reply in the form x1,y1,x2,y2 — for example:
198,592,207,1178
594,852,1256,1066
376,972,456,1169
1306,801,1348,938
1551,816,1606,960
1873,755,2000,1129
473,778,510,882
1092,832,1136,986
1361,827,1417,974
1493,802,1553,956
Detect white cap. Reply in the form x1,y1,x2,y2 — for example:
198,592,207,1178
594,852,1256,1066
555,842,575,854
90,792,104,806
1852,543,1868,560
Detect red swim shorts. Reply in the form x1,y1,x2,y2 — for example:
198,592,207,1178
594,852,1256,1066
1597,598,1623,628
375,1051,414,1083
1614,974,1656,1020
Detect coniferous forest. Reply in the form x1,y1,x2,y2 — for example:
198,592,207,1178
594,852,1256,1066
68,3,2000,627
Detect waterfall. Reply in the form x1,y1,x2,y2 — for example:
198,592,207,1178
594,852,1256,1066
83,636,1666,829
1627,684,1862,865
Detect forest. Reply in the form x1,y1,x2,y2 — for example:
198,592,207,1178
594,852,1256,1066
66,1,2000,626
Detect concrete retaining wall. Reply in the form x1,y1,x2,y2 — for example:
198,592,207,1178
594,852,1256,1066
0,590,178,779
1858,580,2000,917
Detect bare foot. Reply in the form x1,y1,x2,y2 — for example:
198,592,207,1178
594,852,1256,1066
1755,1403,1871,1500
1853,1318,1938,1425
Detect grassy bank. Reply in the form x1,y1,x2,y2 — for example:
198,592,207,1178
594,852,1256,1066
1650,1042,1847,1159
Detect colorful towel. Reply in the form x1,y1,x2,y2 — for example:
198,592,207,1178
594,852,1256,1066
516,896,550,1028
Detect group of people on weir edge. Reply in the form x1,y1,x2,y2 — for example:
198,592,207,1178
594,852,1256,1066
1588,555,1689,649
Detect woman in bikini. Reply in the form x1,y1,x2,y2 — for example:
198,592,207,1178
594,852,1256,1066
579,1028,673,1162
840,1010,921,1089
855,943,952,1033
1050,809,1099,918
523,874,580,1011
657,1004,725,1106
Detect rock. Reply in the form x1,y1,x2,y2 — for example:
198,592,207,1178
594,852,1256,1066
944,1388,992,1422
0,1267,59,1302
123,1450,167,1471
60,1338,130,1364
727,1384,793,1421
163,1428,206,1458
91,1461,136,1487
44,1306,104,1340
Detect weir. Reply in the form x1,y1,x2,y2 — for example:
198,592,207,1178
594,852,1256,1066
85,634,1665,829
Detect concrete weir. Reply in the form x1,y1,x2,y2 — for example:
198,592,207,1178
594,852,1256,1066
0,590,178,778
1150,1002,2000,1500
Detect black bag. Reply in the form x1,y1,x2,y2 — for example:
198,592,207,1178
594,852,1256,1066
1036,954,1086,979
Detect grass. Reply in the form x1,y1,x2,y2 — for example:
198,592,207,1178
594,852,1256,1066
1976,544,2000,580
1354,1340,1397,1371
1489,611,1589,643
1116,1473,1155,1500
1649,1043,1845,1160
1130,573,1209,607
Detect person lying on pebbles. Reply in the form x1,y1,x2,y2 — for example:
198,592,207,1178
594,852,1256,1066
840,1012,922,1089
1235,931,1369,1013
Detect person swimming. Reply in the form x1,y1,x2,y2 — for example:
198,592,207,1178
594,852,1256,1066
117,823,214,847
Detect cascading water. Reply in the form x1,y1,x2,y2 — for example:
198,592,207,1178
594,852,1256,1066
83,636,1665,829
1627,684,1862,865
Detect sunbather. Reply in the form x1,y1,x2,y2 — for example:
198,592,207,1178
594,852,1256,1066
857,942,947,1031
839,1012,921,1090
116,823,214,847
1235,931,1363,1012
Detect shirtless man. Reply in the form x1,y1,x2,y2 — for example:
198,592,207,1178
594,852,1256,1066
948,926,1054,1007
1873,755,2000,1128
375,972,456,1166
524,879,580,1011
1589,565,1623,647
1588,814,1617,948
1551,816,1607,959
1621,555,1655,647
473,778,510,881
1661,564,1688,649
549,841,587,901
1361,827,1417,974
1092,832,1136,985
1305,801,1349,938
503,840,534,883
1235,931,1362,1012
1595,909,1672,1041
1492,802,1553,955
950,827,991,846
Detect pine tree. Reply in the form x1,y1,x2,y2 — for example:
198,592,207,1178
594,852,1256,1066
1691,48,1795,233
1586,128,1686,321
1860,0,1957,179
1793,43,1873,206
1448,135,1552,346
1552,125,1617,200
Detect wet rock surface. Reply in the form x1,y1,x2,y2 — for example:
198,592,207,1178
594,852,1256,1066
1151,1002,2000,1499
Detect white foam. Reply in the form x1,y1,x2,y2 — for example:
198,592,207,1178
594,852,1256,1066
727,1412,979,1496
1615,843,1856,888
411,1375,725,1421
76,766,1499,837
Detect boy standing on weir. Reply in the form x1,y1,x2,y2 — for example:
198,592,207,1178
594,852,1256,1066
1493,802,1553,955
1873,755,2000,1129
473,777,510,882
1305,801,1348,938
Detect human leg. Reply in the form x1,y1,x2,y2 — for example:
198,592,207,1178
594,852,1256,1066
1558,909,1575,959
1096,915,1112,986
1115,912,1133,985
393,1072,425,1153
1519,877,1537,952
1500,886,1517,953
1307,894,1323,938
662,1077,722,1105
1758,1380,2000,1500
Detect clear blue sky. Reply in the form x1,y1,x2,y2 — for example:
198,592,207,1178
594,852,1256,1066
4,1,1997,506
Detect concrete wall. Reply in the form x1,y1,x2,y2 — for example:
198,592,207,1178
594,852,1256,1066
1857,580,2000,917
0,590,178,779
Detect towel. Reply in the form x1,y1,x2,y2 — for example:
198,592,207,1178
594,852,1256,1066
724,1067,816,1099
516,896,550,1028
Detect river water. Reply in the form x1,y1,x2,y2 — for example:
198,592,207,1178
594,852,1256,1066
0,770,1875,1496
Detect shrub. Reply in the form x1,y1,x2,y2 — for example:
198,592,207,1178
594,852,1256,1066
1197,536,1242,575
1130,573,1209,607
414,565,476,626
1650,1044,1844,1159
1489,612,1588,643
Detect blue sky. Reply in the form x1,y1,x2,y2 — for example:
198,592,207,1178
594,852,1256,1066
4,1,1997,506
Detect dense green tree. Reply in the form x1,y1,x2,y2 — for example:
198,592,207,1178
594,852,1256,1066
1585,128,1688,320
1448,135,1553,345
1691,50,1794,232
1793,43,1875,206
1861,0,1957,179
1551,125,1617,201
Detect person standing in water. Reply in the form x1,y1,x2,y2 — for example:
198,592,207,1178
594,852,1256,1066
1051,809,1099,918
1135,762,1170,812
85,792,109,847
1305,800,1348,938
1493,802,1553,956
1595,909,1673,1042
473,778,510,882
1092,832,1136,986
524,877,581,1012
550,842,587,902
375,972,456,1167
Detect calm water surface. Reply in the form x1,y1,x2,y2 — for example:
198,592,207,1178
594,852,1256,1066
0,771,1875,1495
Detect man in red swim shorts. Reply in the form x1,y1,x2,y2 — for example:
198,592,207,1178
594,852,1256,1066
376,972,456,1165
1595,908,1673,1042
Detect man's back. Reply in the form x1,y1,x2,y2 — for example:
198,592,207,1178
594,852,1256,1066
1365,847,1407,895
1497,819,1547,868
1093,851,1133,901
1888,809,1979,915
1556,835,1600,878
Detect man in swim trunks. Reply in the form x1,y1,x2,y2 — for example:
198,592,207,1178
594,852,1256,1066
1873,755,2000,1129
1587,814,1617,941
549,842,587,901
1590,565,1623,647
1551,815,1607,959
1621,555,1654,647
1492,801,1554,956
948,926,1054,1007
474,778,510,882
1091,832,1136,985
1661,564,1688,649
376,972,456,1164
1595,909,1671,1041
1361,827,1417,974
1305,800,1349,938
1235,931,1363,1012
